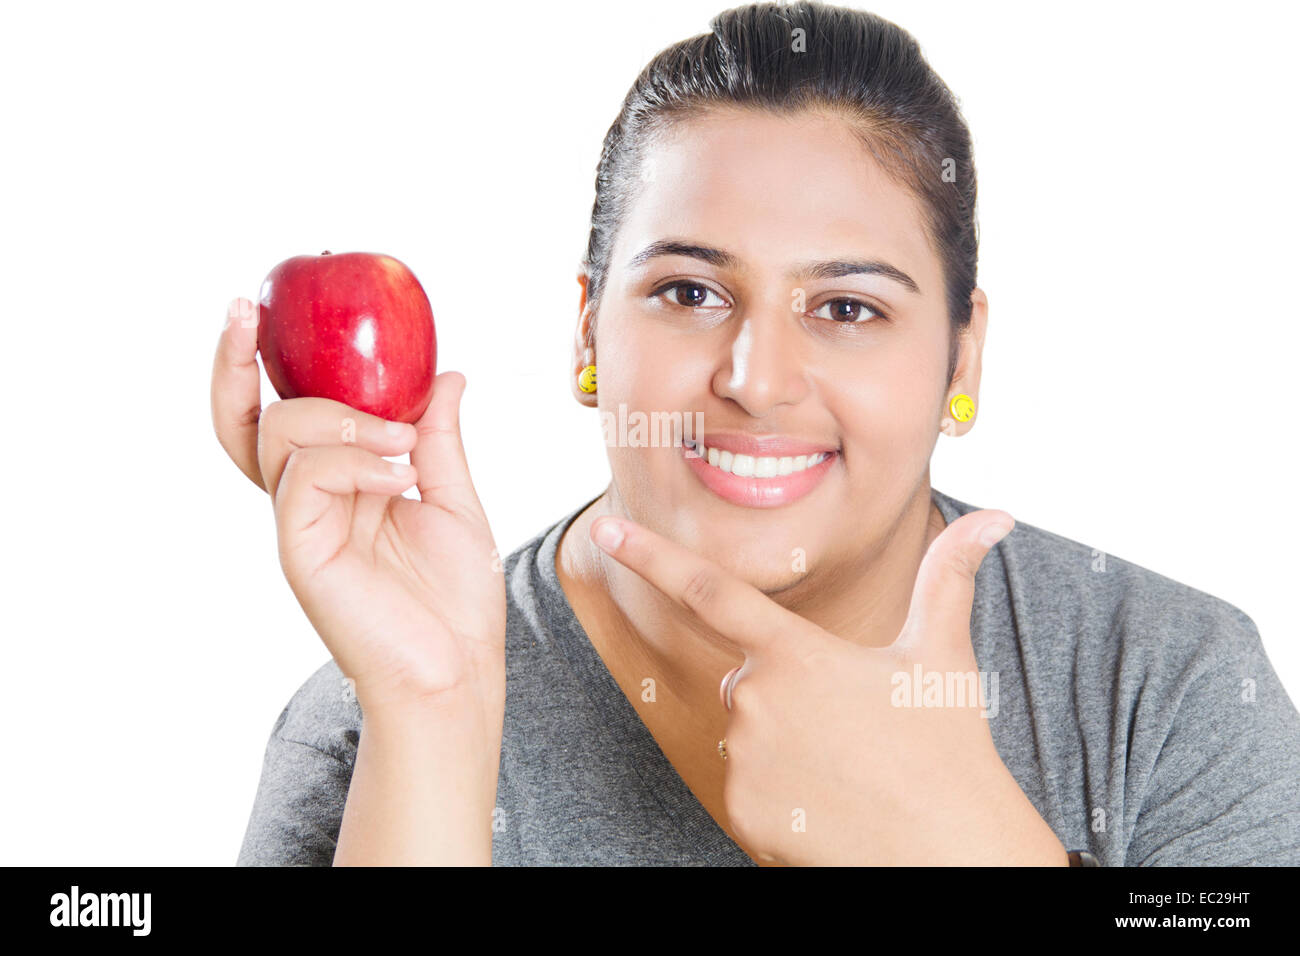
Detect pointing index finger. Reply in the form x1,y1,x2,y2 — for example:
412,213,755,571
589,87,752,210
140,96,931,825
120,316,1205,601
590,515,805,657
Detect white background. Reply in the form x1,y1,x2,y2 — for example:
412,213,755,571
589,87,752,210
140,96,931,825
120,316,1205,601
1,0,1295,865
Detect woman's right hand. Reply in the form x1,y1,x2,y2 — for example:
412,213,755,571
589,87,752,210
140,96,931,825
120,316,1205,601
211,298,506,716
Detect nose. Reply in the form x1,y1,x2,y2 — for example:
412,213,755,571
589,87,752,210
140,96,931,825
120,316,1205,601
712,311,812,417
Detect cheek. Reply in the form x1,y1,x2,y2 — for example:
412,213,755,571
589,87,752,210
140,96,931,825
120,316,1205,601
828,351,942,464
600,314,681,394
597,320,695,480
602,318,714,432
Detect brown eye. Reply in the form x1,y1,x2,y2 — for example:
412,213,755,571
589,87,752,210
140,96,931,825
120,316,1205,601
813,297,886,324
653,282,726,309
677,285,706,307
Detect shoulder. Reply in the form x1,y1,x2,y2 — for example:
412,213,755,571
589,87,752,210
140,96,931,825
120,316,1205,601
271,657,363,764
934,488,1263,675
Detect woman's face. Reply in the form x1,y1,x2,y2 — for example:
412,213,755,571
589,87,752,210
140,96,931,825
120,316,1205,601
576,106,984,595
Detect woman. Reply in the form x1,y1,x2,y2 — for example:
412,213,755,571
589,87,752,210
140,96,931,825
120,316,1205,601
214,1,1300,866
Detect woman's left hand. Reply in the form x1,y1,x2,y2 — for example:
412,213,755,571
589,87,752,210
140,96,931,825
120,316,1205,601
590,508,1069,866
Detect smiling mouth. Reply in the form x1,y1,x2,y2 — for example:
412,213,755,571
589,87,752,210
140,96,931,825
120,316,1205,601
682,438,837,477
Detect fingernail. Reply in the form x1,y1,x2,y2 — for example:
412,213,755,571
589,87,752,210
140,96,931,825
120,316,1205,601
389,462,415,480
227,298,256,329
979,519,1014,547
592,518,624,552
386,421,409,438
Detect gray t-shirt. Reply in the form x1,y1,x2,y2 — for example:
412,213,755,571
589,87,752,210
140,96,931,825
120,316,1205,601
236,487,1300,866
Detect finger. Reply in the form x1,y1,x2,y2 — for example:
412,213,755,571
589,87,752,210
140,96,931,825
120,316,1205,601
257,397,418,500
275,444,417,539
896,509,1014,656
589,515,808,658
212,297,265,489
410,371,487,522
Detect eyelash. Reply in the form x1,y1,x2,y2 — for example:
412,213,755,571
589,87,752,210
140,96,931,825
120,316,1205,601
649,281,890,324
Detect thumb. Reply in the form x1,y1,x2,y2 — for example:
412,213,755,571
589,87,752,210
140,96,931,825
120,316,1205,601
895,509,1014,657
411,370,486,521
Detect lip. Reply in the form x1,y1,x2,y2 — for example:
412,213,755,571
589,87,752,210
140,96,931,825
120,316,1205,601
682,439,838,509
686,431,839,458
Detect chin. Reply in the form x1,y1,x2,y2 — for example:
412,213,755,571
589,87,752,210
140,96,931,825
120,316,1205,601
710,550,810,594
751,570,815,597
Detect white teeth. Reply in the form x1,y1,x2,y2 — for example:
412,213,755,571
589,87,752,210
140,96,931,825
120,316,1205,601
689,442,832,477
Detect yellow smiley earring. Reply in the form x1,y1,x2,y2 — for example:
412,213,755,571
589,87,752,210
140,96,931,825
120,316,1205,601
948,393,975,422
941,393,975,435
578,364,598,393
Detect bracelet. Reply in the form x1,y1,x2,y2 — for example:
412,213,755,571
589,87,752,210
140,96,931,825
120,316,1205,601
1067,849,1099,867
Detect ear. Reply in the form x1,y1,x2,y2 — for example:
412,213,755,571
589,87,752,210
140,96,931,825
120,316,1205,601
571,268,598,407
942,287,988,437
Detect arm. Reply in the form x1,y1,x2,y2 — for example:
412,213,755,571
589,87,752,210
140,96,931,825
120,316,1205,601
334,682,504,867
214,303,508,867
237,733,352,867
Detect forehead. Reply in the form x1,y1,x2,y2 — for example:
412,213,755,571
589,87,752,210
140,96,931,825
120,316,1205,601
617,106,937,288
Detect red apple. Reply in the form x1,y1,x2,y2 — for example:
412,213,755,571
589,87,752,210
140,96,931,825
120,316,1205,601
257,250,436,423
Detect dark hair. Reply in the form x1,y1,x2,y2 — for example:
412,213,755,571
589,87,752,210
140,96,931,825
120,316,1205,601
580,0,978,387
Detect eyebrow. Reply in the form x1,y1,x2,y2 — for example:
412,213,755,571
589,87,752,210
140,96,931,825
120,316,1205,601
625,239,921,294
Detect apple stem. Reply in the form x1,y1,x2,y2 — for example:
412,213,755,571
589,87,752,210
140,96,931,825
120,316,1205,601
321,250,331,255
